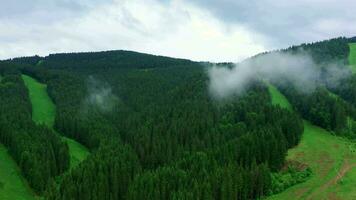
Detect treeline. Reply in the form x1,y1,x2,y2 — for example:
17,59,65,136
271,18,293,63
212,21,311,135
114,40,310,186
277,85,349,131
0,64,70,193
327,74,356,138
327,74,356,111
41,50,192,70
284,37,350,64
349,36,356,43
46,140,141,200
7,55,43,66
273,37,356,138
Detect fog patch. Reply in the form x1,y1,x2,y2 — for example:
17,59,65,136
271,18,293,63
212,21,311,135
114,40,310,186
82,76,119,114
208,51,351,99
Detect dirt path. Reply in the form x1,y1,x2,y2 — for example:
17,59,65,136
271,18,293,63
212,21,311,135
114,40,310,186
307,160,356,200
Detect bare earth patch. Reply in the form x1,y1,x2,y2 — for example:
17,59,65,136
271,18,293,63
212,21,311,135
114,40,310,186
282,160,309,172
294,187,309,199
307,160,356,200
317,151,334,178
327,192,342,200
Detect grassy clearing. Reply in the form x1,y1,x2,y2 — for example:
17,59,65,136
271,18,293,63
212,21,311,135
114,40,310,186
268,83,292,111
22,75,56,127
0,144,35,200
267,83,356,200
36,60,44,66
327,90,339,99
268,121,355,200
349,43,356,73
328,167,356,200
22,74,89,169
62,137,90,168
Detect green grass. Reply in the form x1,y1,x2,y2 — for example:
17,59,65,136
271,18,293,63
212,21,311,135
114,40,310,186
348,43,356,73
21,74,89,169
22,75,56,127
328,167,356,200
267,83,292,111
267,121,354,199
0,144,35,200
327,89,339,99
63,137,90,168
36,60,44,66
267,83,356,200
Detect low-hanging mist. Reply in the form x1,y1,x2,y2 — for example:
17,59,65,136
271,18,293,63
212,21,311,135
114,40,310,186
82,76,119,114
208,51,350,99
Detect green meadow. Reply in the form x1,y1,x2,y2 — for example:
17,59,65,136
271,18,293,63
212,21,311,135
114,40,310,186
22,74,89,169
267,84,356,200
268,83,292,111
22,75,56,127
349,43,356,73
62,137,90,168
0,144,35,200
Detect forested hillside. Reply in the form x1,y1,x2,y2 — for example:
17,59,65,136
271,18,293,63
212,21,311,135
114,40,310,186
0,36,355,199
270,38,356,139
7,49,304,199
0,64,69,194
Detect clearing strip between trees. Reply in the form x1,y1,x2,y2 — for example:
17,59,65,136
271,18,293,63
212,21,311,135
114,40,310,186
22,74,90,169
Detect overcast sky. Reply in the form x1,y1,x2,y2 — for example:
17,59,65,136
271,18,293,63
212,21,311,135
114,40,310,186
0,0,355,62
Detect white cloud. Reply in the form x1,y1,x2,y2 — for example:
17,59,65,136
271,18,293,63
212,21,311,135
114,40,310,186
186,0,356,48
0,0,266,62
208,51,350,99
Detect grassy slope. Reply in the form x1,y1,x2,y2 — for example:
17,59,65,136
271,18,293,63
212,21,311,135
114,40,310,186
328,166,356,200
62,137,89,168
349,43,356,73
22,75,89,169
0,145,35,200
268,83,292,111
267,84,356,200
22,75,55,127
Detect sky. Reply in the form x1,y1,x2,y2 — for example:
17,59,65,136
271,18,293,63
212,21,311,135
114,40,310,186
0,0,355,62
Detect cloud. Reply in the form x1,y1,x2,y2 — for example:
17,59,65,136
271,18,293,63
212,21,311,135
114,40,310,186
180,0,356,48
0,0,266,62
0,0,112,22
208,51,351,99
1,0,354,62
